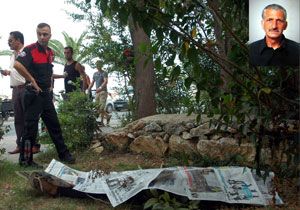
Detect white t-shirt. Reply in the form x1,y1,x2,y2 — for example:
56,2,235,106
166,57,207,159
9,48,25,87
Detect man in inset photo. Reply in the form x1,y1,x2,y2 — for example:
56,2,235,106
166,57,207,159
249,3,299,66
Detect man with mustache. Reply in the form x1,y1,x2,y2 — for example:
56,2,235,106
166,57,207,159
249,4,299,66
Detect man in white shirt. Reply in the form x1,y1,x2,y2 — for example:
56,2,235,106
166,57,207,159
1,31,40,154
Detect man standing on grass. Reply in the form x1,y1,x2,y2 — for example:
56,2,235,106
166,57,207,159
1,31,40,154
14,23,75,167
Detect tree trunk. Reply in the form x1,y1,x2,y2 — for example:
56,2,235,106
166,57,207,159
207,0,232,90
128,15,156,119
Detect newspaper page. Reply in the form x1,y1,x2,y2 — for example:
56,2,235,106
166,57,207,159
179,167,225,202
251,170,284,205
73,170,106,194
102,168,162,207
45,159,88,186
148,167,188,197
214,167,266,205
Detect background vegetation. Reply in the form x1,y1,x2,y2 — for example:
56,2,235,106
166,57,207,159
62,0,299,174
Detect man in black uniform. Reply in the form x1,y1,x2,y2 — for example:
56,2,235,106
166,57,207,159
63,46,86,93
14,23,75,167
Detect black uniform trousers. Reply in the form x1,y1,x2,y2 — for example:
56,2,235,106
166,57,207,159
19,86,69,163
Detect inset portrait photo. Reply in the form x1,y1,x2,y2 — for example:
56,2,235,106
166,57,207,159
249,0,300,67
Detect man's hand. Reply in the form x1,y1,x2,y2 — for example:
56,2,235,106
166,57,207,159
31,80,42,93
96,87,102,93
0,70,10,76
63,72,68,78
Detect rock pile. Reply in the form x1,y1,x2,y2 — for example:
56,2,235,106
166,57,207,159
95,114,257,163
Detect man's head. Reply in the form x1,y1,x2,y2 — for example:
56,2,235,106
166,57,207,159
261,4,287,40
36,23,51,47
8,31,24,51
64,46,74,61
95,60,103,71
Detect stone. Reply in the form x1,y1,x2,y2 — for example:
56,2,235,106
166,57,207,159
93,146,104,154
163,133,170,143
90,142,101,149
144,122,162,132
105,131,129,151
127,133,135,139
126,121,146,132
190,124,210,139
196,137,255,162
164,123,187,135
182,131,192,140
169,135,197,155
129,135,168,156
185,122,195,130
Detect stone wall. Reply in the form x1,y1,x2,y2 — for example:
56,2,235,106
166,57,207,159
94,114,293,165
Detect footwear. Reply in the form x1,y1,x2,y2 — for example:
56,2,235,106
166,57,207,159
59,152,75,164
8,147,20,154
32,146,41,154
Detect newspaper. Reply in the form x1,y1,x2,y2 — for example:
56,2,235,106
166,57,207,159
251,170,284,205
45,159,88,186
214,167,266,205
148,167,188,197
73,170,106,194
44,159,283,207
102,169,162,207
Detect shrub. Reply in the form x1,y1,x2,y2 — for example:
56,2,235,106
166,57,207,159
56,91,99,151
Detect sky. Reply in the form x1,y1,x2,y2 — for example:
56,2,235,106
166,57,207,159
0,0,91,98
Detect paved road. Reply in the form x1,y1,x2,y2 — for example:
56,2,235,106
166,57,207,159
0,117,20,163
0,112,124,163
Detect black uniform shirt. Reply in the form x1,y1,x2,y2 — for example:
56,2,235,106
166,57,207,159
16,42,54,90
249,35,299,67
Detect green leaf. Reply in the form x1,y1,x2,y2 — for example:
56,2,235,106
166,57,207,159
187,47,198,64
184,77,193,89
155,57,162,69
166,53,176,66
164,207,174,210
160,192,171,202
144,198,158,209
171,65,181,81
260,87,271,94
100,0,108,13
118,5,129,26
192,64,201,80
170,30,178,44
156,28,164,42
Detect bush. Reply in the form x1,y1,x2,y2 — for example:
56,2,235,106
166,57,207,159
56,91,100,151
